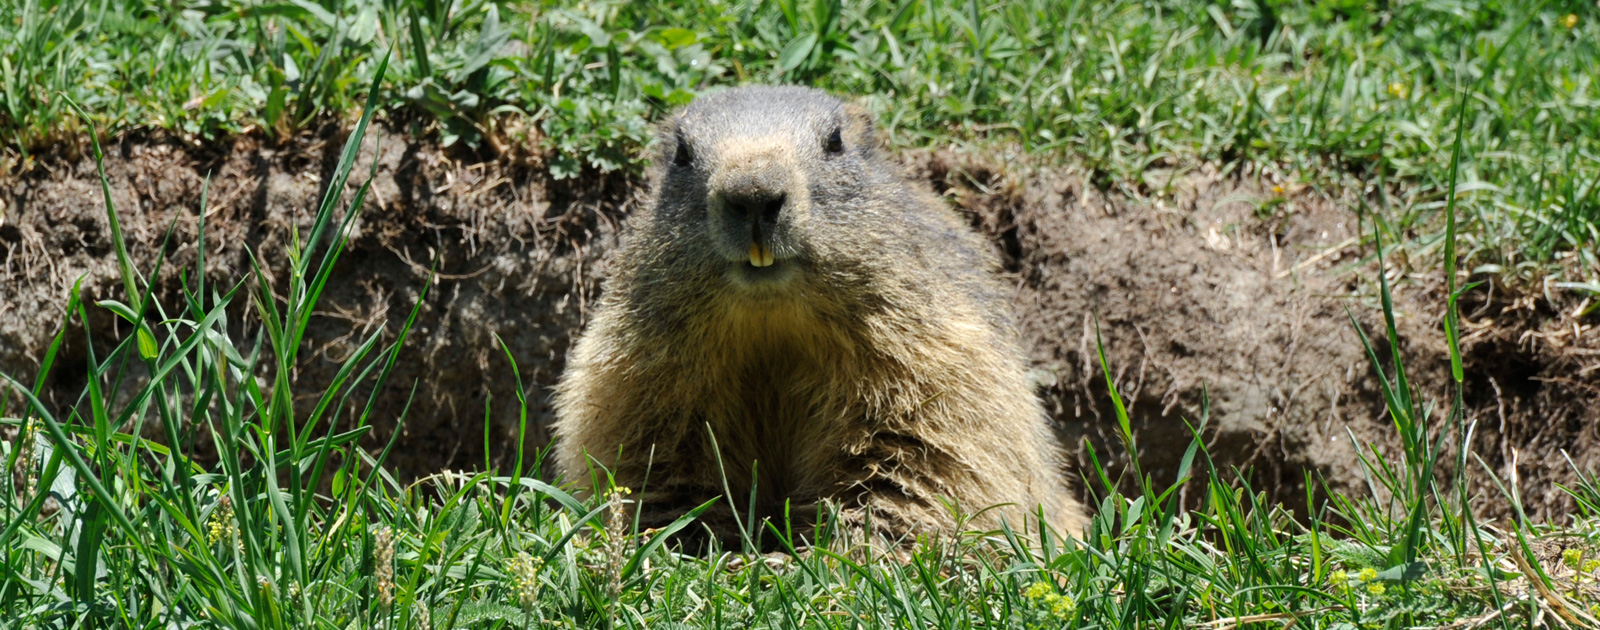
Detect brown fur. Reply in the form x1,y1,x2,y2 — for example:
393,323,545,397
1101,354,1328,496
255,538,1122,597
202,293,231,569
553,86,1088,547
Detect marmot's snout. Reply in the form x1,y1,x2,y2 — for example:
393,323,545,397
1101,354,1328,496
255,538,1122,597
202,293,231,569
715,184,786,268
707,145,803,271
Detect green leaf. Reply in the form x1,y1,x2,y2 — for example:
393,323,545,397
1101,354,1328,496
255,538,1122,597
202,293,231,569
1374,561,1428,582
778,32,819,71
224,1,336,27
665,89,694,107
348,5,379,44
657,27,697,49
563,11,611,49
1124,495,1145,527
454,4,510,82
621,497,719,581
72,498,108,599
265,84,287,129
539,503,609,566
136,326,157,360
1473,565,1519,582
515,477,587,515
96,299,138,323
286,0,337,27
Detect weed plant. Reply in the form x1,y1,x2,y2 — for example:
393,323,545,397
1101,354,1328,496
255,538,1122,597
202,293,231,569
1,0,1597,284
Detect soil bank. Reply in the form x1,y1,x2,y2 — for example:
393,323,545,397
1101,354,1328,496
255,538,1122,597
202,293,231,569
3,127,1596,520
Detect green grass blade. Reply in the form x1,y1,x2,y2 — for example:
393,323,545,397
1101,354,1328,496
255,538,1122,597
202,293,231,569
620,497,718,581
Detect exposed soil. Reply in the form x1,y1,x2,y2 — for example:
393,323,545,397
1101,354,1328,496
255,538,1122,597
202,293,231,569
2,126,1596,520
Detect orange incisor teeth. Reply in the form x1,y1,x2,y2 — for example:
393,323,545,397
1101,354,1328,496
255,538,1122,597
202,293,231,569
748,243,774,267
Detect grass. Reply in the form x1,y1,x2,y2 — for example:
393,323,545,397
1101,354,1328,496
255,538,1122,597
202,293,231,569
4,39,1600,629
1,0,1598,288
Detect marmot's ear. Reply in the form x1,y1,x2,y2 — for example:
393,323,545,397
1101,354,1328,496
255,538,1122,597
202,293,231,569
843,102,887,154
651,115,683,166
650,111,700,173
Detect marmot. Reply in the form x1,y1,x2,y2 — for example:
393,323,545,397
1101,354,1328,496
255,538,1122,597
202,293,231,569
553,85,1088,546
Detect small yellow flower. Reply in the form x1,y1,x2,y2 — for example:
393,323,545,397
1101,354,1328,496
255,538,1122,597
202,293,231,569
505,552,544,609
1022,582,1075,620
1561,13,1578,29
206,495,241,552
206,514,228,545
1386,82,1408,99
1583,559,1600,573
1329,570,1348,587
1048,593,1077,620
1366,582,1387,596
1357,567,1378,583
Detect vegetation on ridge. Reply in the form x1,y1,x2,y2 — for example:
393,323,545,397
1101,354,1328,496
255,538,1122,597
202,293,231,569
2,0,1598,285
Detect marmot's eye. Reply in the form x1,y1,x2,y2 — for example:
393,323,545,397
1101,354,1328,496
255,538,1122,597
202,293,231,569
673,137,692,167
825,127,844,154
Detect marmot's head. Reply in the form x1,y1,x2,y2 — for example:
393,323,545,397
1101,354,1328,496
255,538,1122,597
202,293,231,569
644,86,896,300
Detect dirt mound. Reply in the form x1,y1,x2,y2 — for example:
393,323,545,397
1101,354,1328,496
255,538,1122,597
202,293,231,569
921,150,1599,520
2,129,1596,519
922,153,1383,508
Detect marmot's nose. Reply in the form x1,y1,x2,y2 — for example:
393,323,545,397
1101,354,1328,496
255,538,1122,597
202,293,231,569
724,191,786,224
